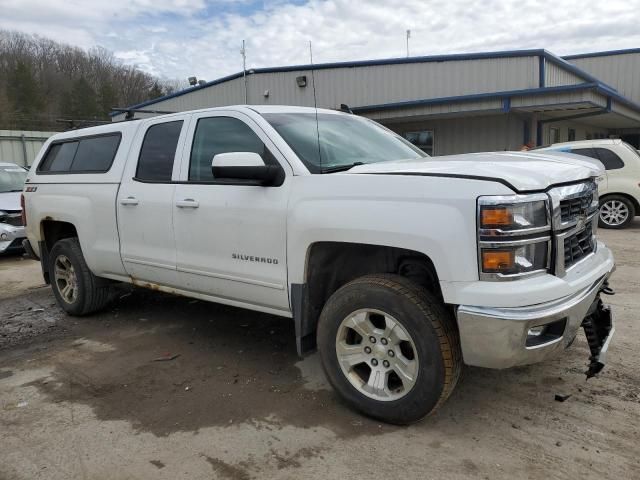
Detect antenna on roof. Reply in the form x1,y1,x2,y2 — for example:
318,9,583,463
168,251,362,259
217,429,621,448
406,29,411,57
309,41,322,170
340,104,353,114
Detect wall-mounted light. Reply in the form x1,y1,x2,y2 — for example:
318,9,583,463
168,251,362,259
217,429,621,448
296,75,307,87
263,89,270,98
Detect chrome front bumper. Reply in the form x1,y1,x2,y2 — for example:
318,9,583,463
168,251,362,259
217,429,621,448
0,224,25,253
457,273,614,369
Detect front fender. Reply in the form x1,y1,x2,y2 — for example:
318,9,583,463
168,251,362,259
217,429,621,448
286,174,514,290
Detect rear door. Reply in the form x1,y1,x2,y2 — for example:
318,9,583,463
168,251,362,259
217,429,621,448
172,111,291,314
117,115,190,286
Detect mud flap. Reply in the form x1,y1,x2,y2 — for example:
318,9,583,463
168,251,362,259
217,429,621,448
582,298,614,379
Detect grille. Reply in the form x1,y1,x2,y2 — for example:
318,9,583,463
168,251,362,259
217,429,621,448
560,193,593,223
1,213,23,227
564,222,594,269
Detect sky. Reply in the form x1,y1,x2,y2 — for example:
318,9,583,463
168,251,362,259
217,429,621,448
2,0,640,84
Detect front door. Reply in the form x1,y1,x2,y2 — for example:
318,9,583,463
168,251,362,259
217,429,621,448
117,116,190,286
173,111,291,314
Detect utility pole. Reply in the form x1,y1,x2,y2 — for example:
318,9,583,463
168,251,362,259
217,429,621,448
241,39,247,104
406,29,411,57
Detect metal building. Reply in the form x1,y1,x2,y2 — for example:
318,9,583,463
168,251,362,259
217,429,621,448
563,48,640,148
112,48,640,156
0,130,57,167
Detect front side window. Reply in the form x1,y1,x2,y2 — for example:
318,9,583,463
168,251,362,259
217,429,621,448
594,148,625,170
189,117,272,182
136,121,184,182
263,112,425,173
404,130,434,155
0,165,27,193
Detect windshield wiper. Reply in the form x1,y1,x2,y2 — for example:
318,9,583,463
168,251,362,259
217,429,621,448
320,162,364,174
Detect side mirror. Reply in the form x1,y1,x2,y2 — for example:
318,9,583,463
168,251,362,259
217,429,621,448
211,152,282,186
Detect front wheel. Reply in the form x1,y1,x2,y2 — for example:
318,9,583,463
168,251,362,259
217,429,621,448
599,195,635,229
317,274,462,425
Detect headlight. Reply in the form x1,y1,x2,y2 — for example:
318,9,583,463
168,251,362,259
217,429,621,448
478,194,551,280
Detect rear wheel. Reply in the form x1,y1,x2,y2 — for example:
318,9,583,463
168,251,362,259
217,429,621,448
317,274,462,424
49,238,113,315
599,195,635,229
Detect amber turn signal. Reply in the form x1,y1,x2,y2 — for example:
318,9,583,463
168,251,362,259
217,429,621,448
482,250,515,272
481,207,513,227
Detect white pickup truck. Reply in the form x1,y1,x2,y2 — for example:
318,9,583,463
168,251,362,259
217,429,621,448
22,106,615,424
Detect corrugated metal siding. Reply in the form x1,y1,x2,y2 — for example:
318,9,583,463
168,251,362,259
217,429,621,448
569,53,640,104
116,56,539,118
387,114,525,155
511,89,606,109
545,62,584,87
0,130,56,167
364,98,503,122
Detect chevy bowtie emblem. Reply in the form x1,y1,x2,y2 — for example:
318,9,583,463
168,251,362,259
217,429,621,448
576,214,586,231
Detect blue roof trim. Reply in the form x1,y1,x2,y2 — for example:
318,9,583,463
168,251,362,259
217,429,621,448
563,48,640,60
350,83,600,113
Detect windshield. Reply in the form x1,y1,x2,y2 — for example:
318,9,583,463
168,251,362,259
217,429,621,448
0,166,27,193
263,112,427,173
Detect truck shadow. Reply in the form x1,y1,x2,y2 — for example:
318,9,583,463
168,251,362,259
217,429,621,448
23,287,632,440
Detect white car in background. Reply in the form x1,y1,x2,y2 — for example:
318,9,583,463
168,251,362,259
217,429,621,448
539,139,640,228
0,162,28,253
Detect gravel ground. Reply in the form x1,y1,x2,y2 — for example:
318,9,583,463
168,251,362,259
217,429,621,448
0,221,639,480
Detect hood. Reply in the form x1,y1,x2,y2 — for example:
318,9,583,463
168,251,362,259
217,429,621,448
348,151,603,192
0,191,21,212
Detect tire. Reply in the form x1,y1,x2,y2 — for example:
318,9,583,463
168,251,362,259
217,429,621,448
317,274,462,425
49,237,113,315
599,195,635,229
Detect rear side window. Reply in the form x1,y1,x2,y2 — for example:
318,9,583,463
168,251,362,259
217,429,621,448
594,148,625,170
39,142,79,172
570,148,599,160
39,134,120,173
135,121,184,182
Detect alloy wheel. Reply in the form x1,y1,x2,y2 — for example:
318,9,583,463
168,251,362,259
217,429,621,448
54,254,78,304
600,200,629,226
335,309,419,401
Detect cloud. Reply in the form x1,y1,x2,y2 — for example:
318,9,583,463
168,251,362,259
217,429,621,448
1,0,640,82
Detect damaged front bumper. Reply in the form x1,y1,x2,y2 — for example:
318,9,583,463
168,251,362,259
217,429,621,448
457,272,614,375
0,223,26,254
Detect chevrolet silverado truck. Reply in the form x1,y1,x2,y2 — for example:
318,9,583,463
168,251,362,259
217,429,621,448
22,106,615,424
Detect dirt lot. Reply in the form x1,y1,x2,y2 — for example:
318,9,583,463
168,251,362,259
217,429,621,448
1,222,639,480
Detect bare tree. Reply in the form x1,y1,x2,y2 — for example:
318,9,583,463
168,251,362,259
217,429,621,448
0,29,181,130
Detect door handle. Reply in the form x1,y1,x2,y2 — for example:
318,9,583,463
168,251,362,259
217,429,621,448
176,199,199,208
120,196,139,206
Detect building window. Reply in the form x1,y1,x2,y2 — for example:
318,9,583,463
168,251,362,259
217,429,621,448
404,130,434,155
549,127,560,145
568,128,576,142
